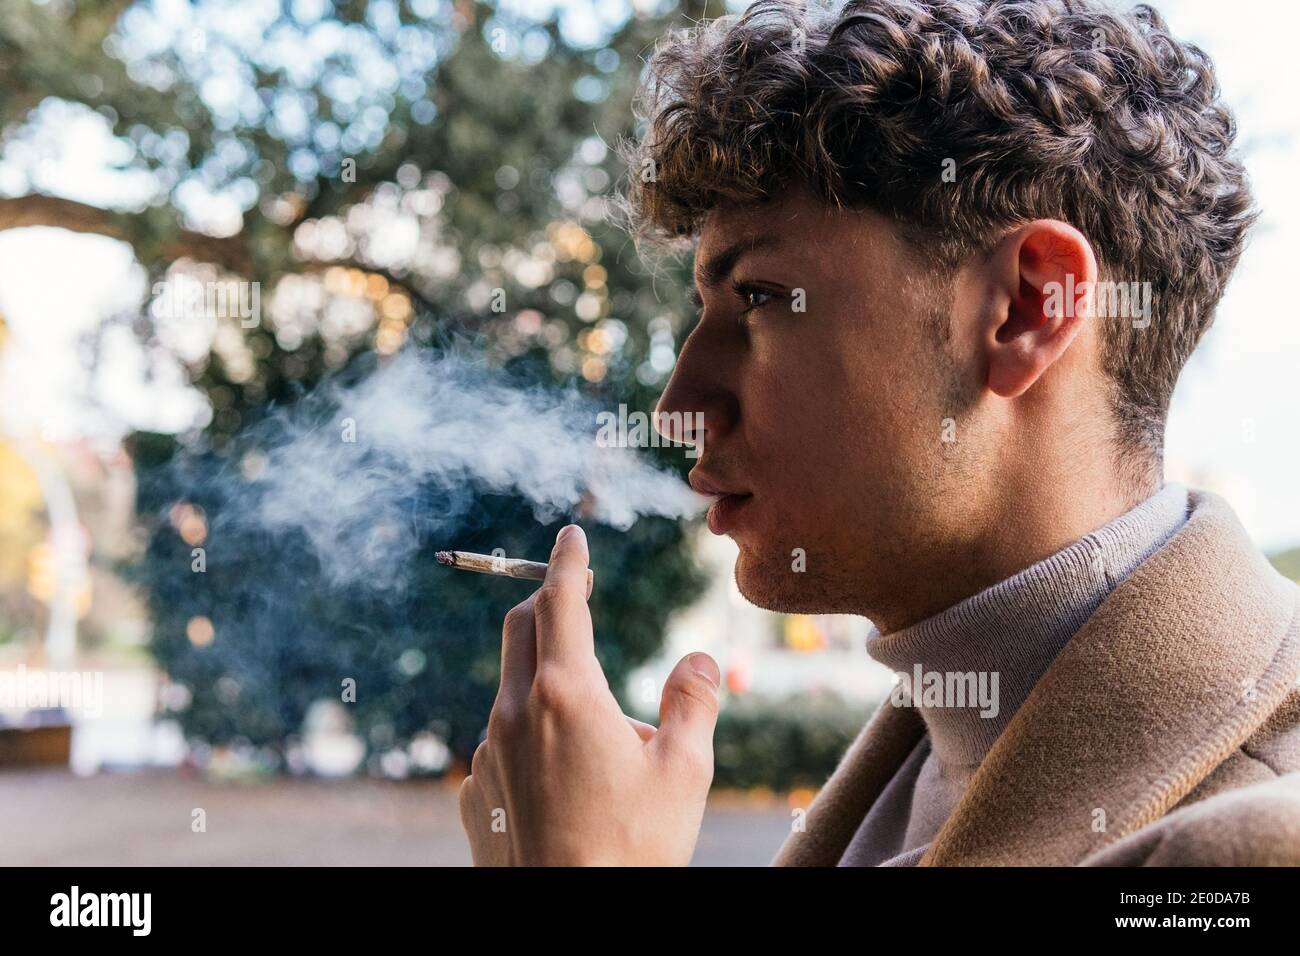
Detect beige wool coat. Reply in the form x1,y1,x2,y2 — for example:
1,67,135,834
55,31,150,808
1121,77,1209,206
773,489,1300,866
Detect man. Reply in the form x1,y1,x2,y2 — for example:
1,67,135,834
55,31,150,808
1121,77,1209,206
458,0,1300,865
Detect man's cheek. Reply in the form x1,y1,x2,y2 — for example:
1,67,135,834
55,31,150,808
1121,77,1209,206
756,409,834,467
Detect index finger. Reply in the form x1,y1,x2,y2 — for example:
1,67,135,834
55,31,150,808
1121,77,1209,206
545,524,591,591
533,524,595,667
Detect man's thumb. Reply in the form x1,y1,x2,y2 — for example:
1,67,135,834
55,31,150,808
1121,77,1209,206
653,652,721,768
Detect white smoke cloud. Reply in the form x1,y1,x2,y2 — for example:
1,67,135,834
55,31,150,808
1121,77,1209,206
233,350,704,589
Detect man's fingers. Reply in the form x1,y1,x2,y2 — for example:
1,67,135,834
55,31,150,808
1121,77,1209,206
498,593,537,706
543,524,590,594
650,652,721,779
626,714,657,742
534,524,596,668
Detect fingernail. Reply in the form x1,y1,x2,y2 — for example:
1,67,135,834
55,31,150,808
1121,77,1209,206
687,653,720,690
556,524,582,544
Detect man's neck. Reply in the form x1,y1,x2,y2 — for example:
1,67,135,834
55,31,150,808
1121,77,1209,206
869,473,1161,635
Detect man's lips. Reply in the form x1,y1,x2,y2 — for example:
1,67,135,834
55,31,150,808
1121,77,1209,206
705,492,753,535
689,471,754,535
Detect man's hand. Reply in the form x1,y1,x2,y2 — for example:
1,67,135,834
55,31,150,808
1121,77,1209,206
458,524,721,866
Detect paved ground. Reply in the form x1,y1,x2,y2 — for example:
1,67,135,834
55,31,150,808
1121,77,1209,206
0,769,795,866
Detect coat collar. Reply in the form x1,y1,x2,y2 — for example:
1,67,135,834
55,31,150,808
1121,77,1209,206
773,489,1300,866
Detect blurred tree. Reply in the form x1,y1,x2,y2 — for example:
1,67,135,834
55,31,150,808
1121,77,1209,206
0,0,726,769
1269,547,1300,585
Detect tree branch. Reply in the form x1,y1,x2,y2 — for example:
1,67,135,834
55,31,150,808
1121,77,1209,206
0,194,252,273
0,193,437,316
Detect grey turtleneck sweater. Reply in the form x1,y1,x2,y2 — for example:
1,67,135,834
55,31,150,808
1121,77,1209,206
838,481,1191,867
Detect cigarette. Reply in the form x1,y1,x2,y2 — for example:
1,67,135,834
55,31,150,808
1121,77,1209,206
435,549,594,593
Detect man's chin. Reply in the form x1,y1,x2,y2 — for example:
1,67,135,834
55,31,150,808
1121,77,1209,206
733,548,824,614
732,541,872,615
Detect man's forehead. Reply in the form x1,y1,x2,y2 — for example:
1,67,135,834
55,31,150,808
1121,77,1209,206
700,188,823,242
694,194,855,282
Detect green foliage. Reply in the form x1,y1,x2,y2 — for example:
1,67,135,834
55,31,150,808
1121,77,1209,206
1268,547,1300,584
128,458,705,762
711,693,878,792
3,1,721,765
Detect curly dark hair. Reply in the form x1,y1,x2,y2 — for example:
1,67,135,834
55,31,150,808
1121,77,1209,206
617,0,1257,470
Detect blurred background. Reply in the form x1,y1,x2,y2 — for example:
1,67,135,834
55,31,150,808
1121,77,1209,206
0,0,1295,866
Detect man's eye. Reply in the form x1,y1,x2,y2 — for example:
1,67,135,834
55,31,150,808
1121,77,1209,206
734,283,780,312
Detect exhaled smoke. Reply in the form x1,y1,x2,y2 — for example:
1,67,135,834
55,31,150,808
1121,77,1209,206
208,350,703,591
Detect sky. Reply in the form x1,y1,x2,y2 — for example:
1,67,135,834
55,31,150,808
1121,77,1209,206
0,0,1296,550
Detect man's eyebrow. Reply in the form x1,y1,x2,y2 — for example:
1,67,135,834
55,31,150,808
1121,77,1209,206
689,235,783,305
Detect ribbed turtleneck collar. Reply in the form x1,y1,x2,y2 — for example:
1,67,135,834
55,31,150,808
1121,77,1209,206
865,482,1190,767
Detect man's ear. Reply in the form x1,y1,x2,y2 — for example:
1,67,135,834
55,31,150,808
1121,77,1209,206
979,220,1098,399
